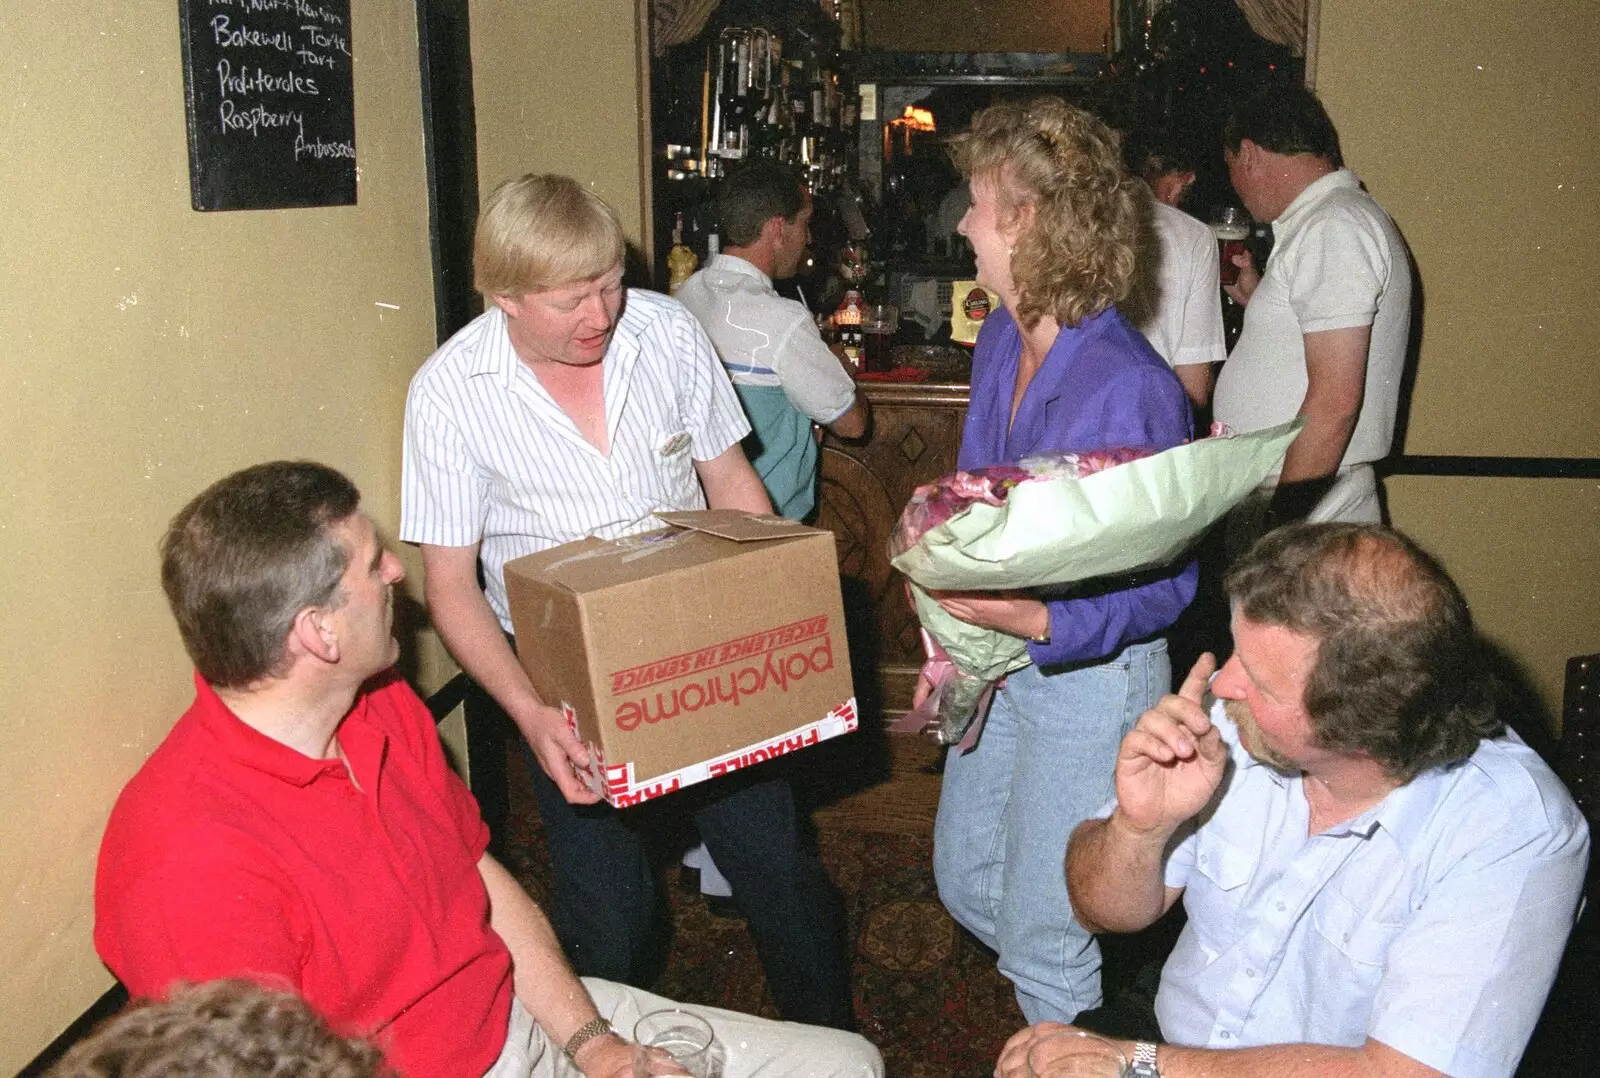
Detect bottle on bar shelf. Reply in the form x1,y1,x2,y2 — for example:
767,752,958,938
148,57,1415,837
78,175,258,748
667,212,699,296
835,288,864,370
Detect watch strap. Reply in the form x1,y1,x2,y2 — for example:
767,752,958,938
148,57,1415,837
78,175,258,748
563,1017,614,1059
1130,1040,1161,1076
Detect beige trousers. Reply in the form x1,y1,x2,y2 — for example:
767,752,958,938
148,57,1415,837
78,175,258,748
484,977,882,1078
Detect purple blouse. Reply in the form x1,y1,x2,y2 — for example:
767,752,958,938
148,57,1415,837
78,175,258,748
960,304,1197,666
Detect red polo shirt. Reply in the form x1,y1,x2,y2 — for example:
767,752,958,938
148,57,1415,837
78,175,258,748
95,670,513,1078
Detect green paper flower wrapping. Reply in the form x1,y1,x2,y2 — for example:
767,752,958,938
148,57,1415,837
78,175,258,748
891,420,1303,732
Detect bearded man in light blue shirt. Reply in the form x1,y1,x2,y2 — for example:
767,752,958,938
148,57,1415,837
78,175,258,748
998,523,1588,1078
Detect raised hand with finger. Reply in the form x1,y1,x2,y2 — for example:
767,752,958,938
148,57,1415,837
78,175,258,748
1114,653,1229,837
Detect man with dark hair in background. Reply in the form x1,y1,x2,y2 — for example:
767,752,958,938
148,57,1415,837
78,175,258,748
1213,83,1412,541
997,523,1587,1078
676,161,869,521
1126,126,1200,213
96,462,882,1078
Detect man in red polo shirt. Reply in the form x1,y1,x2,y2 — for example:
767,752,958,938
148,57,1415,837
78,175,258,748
95,461,880,1078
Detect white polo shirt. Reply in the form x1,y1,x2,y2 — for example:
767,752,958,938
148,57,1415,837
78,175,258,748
1213,169,1411,471
400,289,751,630
1129,201,1227,370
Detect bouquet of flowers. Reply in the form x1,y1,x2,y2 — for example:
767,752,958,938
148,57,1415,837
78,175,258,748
889,420,1303,745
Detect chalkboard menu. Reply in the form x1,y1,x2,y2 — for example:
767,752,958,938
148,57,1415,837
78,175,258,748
178,0,357,211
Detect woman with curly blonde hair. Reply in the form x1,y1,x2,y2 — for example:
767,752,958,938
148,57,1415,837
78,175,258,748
923,96,1197,1025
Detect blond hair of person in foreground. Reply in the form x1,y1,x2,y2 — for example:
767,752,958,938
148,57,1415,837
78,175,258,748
46,980,388,1078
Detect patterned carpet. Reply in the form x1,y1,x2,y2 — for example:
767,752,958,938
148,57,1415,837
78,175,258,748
496,742,1026,1077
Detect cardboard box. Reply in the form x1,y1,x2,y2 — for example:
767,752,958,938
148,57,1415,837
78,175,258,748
504,511,858,807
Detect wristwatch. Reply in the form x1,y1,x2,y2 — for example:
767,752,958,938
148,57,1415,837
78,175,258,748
1129,1041,1161,1078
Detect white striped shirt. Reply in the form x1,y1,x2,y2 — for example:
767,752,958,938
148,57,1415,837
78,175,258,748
400,289,752,629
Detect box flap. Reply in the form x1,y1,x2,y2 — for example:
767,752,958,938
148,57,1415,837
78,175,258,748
655,509,817,543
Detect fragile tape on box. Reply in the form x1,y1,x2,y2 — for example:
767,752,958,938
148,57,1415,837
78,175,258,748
565,698,860,807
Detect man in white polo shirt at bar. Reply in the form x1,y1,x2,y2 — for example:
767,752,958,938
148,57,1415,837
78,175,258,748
1213,83,1412,542
400,174,861,1034
1123,126,1225,413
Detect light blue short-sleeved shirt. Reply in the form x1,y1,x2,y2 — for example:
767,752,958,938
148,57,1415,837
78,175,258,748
400,289,751,630
675,254,858,520
1154,706,1588,1078
674,254,857,424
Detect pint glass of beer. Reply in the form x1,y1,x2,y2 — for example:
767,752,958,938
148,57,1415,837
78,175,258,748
862,303,899,373
1211,206,1251,287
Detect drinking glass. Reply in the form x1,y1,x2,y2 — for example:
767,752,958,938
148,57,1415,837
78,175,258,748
1210,206,1251,287
861,303,899,373
632,1009,713,1078
1026,1030,1129,1078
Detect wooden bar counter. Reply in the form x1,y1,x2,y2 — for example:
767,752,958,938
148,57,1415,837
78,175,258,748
816,363,971,720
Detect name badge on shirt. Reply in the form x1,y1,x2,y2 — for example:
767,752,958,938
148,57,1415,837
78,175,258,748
659,431,692,457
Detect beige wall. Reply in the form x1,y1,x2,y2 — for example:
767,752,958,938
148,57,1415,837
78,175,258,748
1386,477,1600,720
468,0,651,247
0,1,437,1067
1316,2,1600,716
1317,1,1600,460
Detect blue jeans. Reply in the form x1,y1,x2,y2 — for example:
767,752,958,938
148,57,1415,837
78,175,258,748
933,639,1170,1024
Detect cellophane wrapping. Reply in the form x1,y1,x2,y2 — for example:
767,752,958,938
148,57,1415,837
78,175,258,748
890,420,1302,742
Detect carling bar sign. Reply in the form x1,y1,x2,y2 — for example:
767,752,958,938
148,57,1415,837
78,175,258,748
178,0,356,211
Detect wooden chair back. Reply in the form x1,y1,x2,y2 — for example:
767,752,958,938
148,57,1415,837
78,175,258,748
1559,653,1600,829
1518,653,1600,1076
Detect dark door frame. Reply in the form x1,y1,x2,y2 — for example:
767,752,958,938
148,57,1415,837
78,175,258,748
417,0,482,344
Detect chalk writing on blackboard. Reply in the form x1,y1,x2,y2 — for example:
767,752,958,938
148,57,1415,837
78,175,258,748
179,0,357,211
